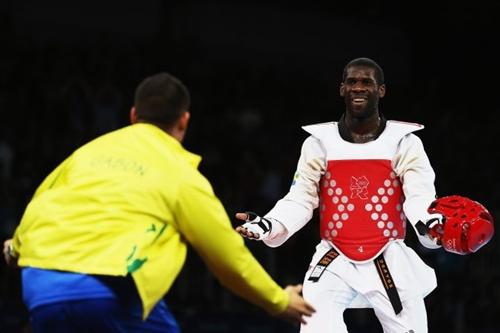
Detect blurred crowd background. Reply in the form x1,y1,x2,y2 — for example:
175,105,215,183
1,1,499,332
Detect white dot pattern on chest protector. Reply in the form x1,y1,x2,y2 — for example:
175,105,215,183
320,169,405,248
326,207,347,237
371,177,404,237
322,179,358,227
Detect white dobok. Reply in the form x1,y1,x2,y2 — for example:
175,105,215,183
255,120,441,333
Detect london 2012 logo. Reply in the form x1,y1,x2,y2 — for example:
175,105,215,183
445,238,457,252
350,176,369,199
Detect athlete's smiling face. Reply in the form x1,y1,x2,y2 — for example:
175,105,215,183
340,66,385,120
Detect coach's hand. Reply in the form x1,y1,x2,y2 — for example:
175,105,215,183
235,211,272,241
3,238,18,268
279,284,315,325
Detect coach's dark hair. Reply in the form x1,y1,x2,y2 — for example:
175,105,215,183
134,72,190,128
342,57,385,85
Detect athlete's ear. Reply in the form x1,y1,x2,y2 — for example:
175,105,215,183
130,107,138,124
340,83,345,97
378,84,386,98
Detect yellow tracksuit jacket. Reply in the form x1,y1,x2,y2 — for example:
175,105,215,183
13,123,288,319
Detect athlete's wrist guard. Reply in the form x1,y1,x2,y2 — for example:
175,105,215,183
241,211,273,241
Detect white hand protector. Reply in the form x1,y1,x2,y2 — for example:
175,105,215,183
241,212,273,241
415,213,444,249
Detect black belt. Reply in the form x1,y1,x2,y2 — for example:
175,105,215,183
374,254,403,315
307,248,340,282
308,248,403,315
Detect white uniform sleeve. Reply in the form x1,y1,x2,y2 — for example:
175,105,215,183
263,136,326,247
393,133,440,249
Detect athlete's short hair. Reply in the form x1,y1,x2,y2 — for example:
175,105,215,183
342,58,385,85
134,72,190,128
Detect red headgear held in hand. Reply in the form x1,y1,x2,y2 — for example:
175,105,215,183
428,195,494,255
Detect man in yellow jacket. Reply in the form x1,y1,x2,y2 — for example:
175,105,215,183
3,72,314,332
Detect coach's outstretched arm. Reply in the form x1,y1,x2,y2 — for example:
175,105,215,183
174,170,315,324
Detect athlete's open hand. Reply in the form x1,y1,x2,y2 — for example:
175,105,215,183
235,212,272,240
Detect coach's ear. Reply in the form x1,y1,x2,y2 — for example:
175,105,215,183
130,107,138,124
173,111,190,143
178,111,190,131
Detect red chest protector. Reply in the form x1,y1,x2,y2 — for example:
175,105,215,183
319,159,406,261
303,120,424,262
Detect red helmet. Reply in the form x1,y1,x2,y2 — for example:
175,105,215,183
428,195,494,255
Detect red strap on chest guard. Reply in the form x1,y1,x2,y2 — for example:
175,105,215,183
428,195,494,255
